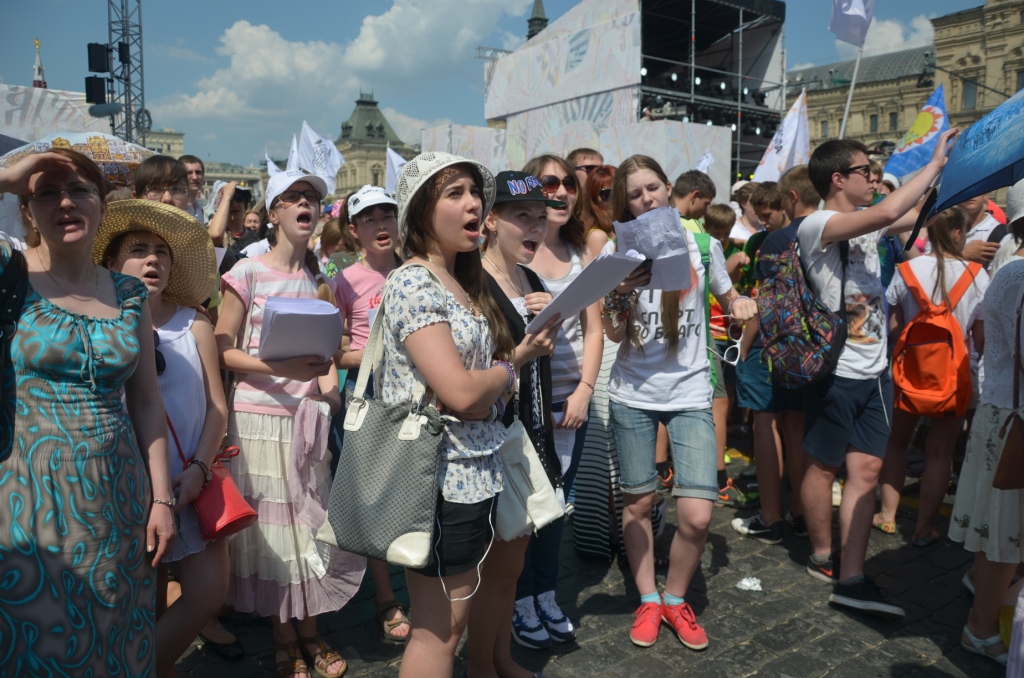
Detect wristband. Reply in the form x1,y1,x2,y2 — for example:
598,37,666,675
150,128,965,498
579,380,595,392
484,403,499,423
495,397,506,420
728,295,752,312
153,497,176,508
188,459,212,488
493,359,516,396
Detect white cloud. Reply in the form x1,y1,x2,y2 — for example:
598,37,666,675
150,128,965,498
382,107,452,146
151,43,211,63
836,15,934,60
790,62,815,71
499,31,527,52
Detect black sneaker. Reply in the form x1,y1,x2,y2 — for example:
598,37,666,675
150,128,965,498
806,554,838,583
829,578,906,619
731,514,783,544
785,512,808,538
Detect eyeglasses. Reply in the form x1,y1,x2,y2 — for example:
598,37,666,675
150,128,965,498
277,190,322,205
839,164,872,179
357,214,397,228
144,185,188,199
29,185,99,203
153,331,166,376
575,164,600,175
598,188,611,202
538,175,577,196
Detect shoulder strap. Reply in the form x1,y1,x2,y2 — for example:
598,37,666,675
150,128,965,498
166,414,188,465
947,262,983,310
896,261,935,312
693,233,719,390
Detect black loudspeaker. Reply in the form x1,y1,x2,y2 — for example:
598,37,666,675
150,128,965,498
87,43,110,73
118,42,130,65
85,77,106,105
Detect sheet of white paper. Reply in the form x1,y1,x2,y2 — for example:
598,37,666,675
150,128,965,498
258,297,344,361
214,247,226,270
614,206,693,291
524,250,644,334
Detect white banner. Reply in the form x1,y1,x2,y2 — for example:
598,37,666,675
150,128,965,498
385,146,407,194
287,135,298,172
297,121,344,196
266,150,281,177
0,84,107,141
753,89,810,183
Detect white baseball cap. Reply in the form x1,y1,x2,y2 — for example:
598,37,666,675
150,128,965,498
348,184,397,217
265,169,329,211
1006,177,1024,224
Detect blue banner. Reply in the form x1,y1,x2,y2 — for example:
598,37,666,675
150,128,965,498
884,85,949,183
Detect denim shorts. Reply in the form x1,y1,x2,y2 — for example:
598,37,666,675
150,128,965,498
713,339,737,386
803,372,893,467
736,347,805,413
609,402,718,500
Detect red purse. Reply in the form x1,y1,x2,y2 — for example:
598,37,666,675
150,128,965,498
168,417,258,540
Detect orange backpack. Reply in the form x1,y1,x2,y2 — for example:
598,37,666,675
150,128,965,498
891,261,981,418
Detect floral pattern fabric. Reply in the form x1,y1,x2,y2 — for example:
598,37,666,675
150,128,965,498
379,265,505,503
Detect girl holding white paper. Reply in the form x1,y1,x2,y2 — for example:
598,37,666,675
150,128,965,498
215,170,361,678
603,155,756,653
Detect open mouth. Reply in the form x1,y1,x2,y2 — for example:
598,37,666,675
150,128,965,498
464,219,480,236
522,239,538,254
142,270,161,284
56,216,83,230
296,212,313,228
375,233,392,246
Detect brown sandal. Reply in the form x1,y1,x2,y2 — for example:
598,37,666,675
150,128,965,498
299,635,347,678
376,599,411,644
274,639,309,678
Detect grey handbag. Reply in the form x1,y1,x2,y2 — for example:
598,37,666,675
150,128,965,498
316,265,446,568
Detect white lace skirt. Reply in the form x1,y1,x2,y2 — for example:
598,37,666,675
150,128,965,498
948,403,1022,563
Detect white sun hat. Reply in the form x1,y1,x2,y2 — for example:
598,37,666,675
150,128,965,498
395,152,495,241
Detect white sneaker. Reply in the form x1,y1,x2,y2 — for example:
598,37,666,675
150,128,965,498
512,596,552,649
535,590,577,643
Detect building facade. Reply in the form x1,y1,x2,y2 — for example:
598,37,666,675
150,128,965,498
142,128,185,157
790,0,1024,192
333,93,419,198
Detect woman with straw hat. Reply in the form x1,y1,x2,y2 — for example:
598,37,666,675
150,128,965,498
0,149,176,676
382,153,560,678
95,199,229,678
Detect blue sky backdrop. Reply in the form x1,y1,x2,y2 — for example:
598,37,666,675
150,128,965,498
1,0,982,165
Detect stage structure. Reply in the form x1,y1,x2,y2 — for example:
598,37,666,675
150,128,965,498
424,0,786,194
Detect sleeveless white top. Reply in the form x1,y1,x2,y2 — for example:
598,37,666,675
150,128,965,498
533,248,585,402
157,306,208,560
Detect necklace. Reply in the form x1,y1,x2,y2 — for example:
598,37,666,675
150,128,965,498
483,253,524,297
35,249,99,302
426,255,478,315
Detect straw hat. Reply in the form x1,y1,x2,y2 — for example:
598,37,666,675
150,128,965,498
395,152,495,242
93,199,217,307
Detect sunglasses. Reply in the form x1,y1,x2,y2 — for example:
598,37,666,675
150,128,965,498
840,164,872,179
598,188,611,202
709,317,745,366
277,189,323,205
539,175,577,196
153,331,166,376
575,164,600,175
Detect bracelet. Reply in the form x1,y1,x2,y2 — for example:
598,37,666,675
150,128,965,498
484,404,499,423
188,459,212,488
728,295,752,312
493,359,516,396
495,397,506,420
153,497,176,508
603,289,633,313
579,380,595,391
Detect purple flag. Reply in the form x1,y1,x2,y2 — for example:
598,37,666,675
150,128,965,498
830,0,875,48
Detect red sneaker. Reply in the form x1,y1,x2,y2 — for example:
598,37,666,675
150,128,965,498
661,601,708,650
629,601,662,647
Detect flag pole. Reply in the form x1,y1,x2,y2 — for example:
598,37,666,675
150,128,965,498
838,46,864,140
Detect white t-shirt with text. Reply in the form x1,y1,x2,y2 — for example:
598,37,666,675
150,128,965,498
609,230,732,411
798,210,888,380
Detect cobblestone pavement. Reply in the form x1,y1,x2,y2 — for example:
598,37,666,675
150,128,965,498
177,453,1005,678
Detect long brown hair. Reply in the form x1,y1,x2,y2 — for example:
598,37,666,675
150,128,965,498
402,164,515,361
611,154,698,355
522,154,586,250
580,165,616,236
268,193,336,306
927,207,973,309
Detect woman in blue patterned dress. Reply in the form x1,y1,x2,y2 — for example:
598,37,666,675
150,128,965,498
0,149,176,677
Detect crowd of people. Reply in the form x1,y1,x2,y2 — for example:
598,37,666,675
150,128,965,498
0,124,1023,678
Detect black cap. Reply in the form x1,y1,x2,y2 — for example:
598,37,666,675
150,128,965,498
493,170,566,208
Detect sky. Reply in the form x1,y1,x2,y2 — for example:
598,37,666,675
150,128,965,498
1,0,984,166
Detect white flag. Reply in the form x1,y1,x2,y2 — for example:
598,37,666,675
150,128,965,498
753,89,810,183
297,121,345,196
287,135,298,172
385,146,407,194
829,0,875,48
695,149,714,174
266,150,281,178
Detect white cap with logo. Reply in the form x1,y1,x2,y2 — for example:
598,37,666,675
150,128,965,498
265,169,329,211
348,184,397,218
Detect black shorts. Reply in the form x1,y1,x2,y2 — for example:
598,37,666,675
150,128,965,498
408,494,496,578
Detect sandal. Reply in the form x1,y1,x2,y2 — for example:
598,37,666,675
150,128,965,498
299,635,347,678
961,625,1008,665
274,639,309,678
376,599,411,644
911,528,941,548
872,518,896,535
